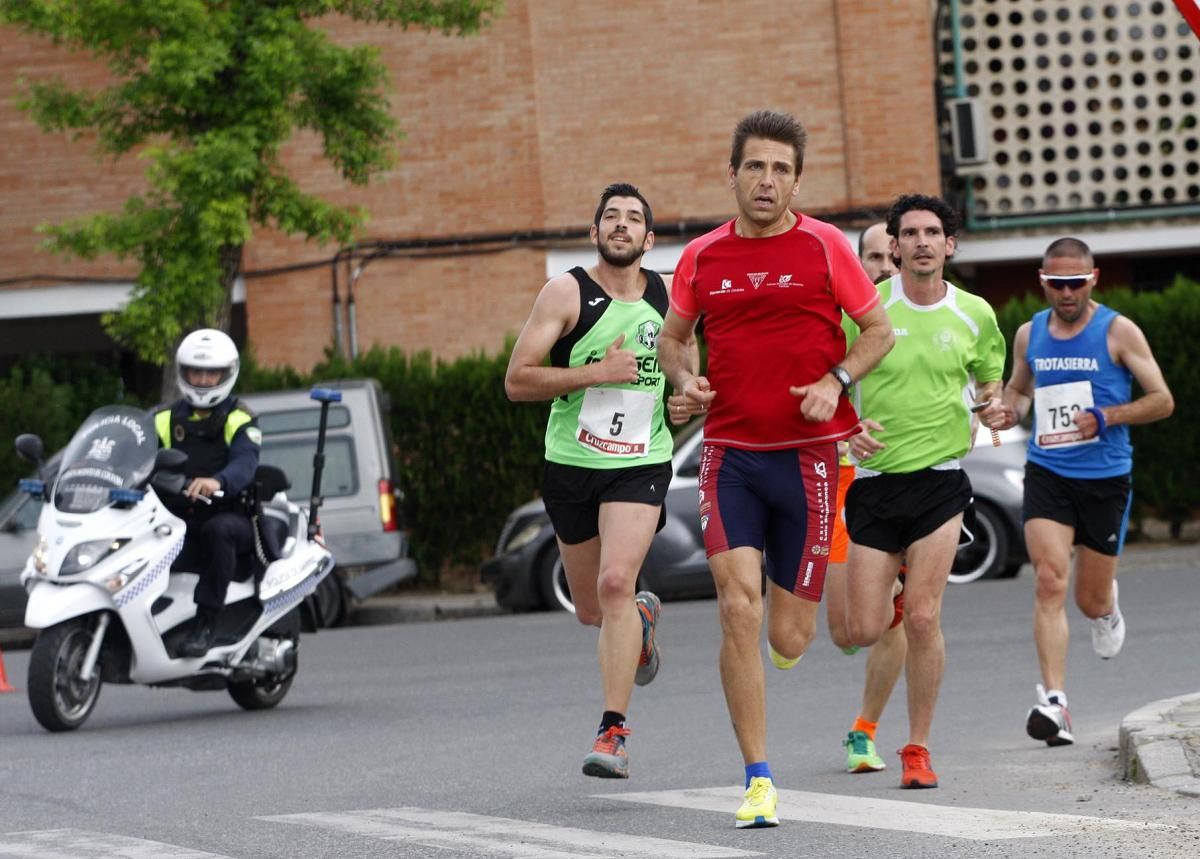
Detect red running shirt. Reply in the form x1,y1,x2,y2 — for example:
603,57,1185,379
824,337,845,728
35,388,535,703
671,214,880,450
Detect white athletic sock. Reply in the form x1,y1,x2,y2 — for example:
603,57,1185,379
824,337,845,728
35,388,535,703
1047,689,1067,708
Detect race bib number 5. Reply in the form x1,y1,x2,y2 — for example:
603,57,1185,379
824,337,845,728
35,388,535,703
1034,380,1098,449
577,387,655,457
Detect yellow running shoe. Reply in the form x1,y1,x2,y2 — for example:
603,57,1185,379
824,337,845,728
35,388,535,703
768,644,801,670
735,777,779,829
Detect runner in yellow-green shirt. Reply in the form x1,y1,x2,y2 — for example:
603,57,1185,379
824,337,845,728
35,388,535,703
839,194,1006,789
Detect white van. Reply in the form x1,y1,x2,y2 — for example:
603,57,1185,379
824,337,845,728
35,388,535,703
242,379,417,624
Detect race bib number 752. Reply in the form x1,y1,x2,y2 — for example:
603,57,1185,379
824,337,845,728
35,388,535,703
1034,380,1098,449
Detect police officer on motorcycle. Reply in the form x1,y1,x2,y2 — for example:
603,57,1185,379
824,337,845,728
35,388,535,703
155,329,262,657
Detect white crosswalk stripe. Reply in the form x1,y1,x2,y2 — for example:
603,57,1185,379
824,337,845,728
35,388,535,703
606,786,1171,841
258,807,761,858
0,829,234,858
5,786,1175,857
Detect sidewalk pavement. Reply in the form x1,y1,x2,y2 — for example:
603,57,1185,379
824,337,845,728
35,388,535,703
348,588,509,626
1107,542,1200,797
1119,693,1200,798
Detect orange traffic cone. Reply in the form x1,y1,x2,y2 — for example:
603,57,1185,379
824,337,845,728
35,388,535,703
0,645,16,693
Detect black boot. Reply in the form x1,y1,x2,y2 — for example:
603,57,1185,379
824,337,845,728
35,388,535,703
181,607,218,657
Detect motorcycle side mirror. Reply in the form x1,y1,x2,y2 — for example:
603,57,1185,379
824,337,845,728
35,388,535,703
15,433,45,465
154,448,188,472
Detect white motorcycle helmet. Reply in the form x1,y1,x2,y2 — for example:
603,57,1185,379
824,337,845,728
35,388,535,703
176,328,240,408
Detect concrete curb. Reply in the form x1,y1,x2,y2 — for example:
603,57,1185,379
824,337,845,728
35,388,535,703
1119,692,1200,797
348,591,511,626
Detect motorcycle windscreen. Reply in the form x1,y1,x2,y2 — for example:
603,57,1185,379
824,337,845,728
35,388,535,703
54,406,158,514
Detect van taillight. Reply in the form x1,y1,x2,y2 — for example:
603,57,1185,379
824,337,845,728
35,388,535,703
378,479,398,532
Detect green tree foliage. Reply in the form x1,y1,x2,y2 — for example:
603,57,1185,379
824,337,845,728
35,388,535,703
0,0,499,367
0,358,140,491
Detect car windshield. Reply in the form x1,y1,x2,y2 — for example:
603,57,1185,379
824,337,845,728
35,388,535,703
53,406,157,514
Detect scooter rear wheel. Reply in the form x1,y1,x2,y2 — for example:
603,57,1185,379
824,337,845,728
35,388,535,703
228,672,294,710
28,618,104,732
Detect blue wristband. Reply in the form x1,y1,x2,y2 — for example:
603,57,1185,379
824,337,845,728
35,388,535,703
1085,406,1107,436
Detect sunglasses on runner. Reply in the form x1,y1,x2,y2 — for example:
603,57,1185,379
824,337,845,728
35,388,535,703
1039,273,1093,291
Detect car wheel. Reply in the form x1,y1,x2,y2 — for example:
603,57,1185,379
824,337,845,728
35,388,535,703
537,544,575,614
313,572,347,627
949,500,1010,585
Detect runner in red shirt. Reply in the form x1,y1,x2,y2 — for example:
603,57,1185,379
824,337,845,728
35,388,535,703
658,109,894,829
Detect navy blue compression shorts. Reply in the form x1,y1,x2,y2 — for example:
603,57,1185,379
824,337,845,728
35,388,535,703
697,442,839,602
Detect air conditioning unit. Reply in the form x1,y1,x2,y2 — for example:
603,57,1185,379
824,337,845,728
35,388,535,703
947,97,988,168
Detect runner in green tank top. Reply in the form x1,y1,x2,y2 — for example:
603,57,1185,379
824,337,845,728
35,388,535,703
505,183,686,781
542,268,673,468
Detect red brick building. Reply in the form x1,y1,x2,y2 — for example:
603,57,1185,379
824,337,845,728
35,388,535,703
0,1,939,372
2,1,1197,373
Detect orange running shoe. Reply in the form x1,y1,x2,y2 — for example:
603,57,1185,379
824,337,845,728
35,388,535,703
889,591,905,629
582,725,631,778
889,569,906,629
898,743,938,789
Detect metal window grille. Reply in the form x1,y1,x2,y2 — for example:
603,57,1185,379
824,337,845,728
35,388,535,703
939,0,1200,219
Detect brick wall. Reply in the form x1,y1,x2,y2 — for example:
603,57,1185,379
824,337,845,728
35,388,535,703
1,1,940,371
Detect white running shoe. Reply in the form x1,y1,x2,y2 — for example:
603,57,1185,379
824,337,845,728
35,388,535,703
1090,580,1126,659
1026,683,1074,746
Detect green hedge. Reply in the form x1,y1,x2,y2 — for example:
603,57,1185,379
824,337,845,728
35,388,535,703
4,280,1195,586
242,344,549,584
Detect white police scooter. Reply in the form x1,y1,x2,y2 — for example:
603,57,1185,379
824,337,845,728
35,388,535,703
15,388,343,732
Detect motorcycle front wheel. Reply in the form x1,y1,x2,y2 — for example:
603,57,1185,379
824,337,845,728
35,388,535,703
28,617,104,732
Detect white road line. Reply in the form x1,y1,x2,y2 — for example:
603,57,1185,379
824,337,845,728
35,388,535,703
259,807,761,858
607,787,1170,841
0,829,234,858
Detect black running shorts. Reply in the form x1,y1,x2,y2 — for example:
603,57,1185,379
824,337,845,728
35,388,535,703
845,467,973,554
542,460,671,546
1022,460,1132,556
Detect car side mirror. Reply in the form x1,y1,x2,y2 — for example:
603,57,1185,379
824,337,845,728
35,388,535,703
15,433,45,465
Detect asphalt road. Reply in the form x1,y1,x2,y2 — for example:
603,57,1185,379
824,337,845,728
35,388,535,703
1,550,1198,858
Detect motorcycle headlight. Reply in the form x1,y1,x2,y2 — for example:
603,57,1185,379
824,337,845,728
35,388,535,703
503,520,546,553
61,538,129,576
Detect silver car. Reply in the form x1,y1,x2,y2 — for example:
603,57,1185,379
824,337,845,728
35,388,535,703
482,422,1029,612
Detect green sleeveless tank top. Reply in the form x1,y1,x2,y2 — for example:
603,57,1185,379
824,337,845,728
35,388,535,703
544,267,672,468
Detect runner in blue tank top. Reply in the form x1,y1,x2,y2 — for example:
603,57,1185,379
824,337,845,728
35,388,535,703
980,237,1174,748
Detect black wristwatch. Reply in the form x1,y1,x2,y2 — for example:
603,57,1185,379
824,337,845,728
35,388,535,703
829,365,853,397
